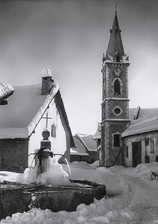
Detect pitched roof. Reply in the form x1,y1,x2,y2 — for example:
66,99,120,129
70,136,89,156
70,134,97,156
0,83,59,138
122,108,158,137
79,135,97,152
0,84,45,129
76,134,97,152
106,11,125,60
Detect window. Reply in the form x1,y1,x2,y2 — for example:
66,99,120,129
145,155,150,163
145,137,149,146
145,136,154,154
113,106,122,116
150,137,154,153
145,137,150,155
125,145,128,158
113,134,121,147
114,79,121,96
114,107,121,114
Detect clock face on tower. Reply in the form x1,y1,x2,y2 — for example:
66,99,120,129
114,67,121,77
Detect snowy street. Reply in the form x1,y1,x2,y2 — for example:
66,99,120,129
1,162,158,223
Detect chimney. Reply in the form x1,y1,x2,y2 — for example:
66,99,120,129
41,76,54,95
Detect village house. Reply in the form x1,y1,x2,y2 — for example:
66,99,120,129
99,10,158,167
0,75,74,172
70,134,98,163
123,107,158,167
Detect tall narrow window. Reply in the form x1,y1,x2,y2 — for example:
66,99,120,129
145,137,149,146
114,79,121,96
113,134,121,147
126,145,129,158
150,137,154,153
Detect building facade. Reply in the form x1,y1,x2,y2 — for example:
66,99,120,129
0,76,74,172
123,108,158,167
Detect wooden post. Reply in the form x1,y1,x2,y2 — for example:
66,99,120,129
65,133,70,161
141,138,145,163
128,142,132,167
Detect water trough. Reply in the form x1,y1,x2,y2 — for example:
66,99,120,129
0,181,106,220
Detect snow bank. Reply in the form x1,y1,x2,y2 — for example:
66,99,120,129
0,161,127,195
18,158,70,185
90,160,99,168
0,200,134,224
69,162,126,195
135,163,158,180
0,171,22,183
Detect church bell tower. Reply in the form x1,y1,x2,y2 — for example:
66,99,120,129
100,11,130,167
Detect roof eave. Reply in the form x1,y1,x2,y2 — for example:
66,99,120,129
0,128,29,139
122,128,158,138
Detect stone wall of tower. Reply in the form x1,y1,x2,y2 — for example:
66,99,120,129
104,121,130,166
102,64,128,99
100,61,130,167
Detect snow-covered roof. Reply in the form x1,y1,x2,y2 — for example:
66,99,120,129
122,108,158,137
0,82,14,100
70,134,98,156
0,83,59,139
77,134,97,152
71,136,89,156
70,148,88,156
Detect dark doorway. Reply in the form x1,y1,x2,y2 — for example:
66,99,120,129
132,141,142,167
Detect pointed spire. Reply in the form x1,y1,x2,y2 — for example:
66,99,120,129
105,10,125,62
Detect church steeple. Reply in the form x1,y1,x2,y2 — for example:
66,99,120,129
105,10,125,62
100,10,130,167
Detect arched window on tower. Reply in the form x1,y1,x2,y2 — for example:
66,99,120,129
114,79,121,96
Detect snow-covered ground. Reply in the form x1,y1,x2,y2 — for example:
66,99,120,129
1,162,158,223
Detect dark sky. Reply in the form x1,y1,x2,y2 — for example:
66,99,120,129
1,0,158,134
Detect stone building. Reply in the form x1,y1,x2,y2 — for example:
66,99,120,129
100,11,158,167
0,76,74,172
123,107,158,167
100,11,130,167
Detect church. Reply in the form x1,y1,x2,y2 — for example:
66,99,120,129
99,11,158,167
